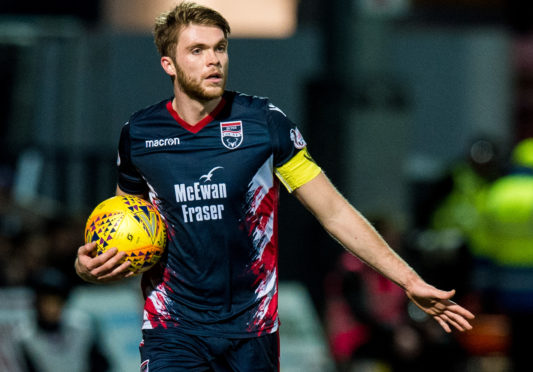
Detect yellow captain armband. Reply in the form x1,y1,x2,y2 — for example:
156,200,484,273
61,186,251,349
275,148,322,193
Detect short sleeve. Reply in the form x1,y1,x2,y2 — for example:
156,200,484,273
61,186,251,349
267,102,321,192
117,123,148,195
267,103,307,167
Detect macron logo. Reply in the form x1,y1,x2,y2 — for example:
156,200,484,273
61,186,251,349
145,137,181,148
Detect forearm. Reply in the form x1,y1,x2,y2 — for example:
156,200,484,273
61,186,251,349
295,173,421,290
322,202,420,290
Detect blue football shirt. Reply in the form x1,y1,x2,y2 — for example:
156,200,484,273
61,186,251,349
117,91,307,337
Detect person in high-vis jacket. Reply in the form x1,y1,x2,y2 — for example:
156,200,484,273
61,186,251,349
479,138,533,372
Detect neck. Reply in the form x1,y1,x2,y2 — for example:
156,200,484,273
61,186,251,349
172,90,223,125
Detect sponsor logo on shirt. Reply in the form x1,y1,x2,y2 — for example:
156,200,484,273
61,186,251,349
174,166,227,223
220,121,243,149
145,137,181,148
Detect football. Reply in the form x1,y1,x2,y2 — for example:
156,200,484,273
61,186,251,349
84,195,167,275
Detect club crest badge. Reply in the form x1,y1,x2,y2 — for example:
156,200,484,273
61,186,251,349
220,121,243,150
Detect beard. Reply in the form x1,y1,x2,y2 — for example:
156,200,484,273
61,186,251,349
175,62,226,102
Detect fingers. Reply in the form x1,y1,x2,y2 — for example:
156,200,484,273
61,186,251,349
433,288,456,301
446,302,475,320
97,259,133,281
434,315,452,333
444,309,474,331
78,241,98,256
431,301,475,333
88,248,130,276
86,247,120,269
76,243,132,283
438,311,469,332
434,313,471,333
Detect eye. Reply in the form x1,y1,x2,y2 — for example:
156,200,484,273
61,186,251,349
216,44,227,53
191,48,202,55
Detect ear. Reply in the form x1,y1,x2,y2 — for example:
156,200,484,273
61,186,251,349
161,56,176,77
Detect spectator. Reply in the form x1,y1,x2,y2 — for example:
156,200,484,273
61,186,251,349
14,267,110,372
477,138,533,372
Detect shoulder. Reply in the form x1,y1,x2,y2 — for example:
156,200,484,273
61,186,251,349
128,98,171,124
228,91,274,113
228,91,289,124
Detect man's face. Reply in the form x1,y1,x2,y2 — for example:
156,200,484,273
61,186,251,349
172,24,229,102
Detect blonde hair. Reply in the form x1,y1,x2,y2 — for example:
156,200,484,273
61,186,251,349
153,2,231,58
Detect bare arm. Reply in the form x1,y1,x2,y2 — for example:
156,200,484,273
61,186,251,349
293,172,474,332
74,186,146,284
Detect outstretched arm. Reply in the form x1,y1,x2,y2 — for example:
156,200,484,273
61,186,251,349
293,172,474,332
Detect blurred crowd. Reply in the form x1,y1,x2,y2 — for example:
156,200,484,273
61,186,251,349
0,186,111,372
0,192,85,288
323,137,533,372
1,137,533,372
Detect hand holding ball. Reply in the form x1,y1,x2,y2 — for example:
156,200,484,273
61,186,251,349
84,195,167,276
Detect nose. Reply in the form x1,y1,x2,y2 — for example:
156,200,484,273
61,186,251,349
206,49,221,66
